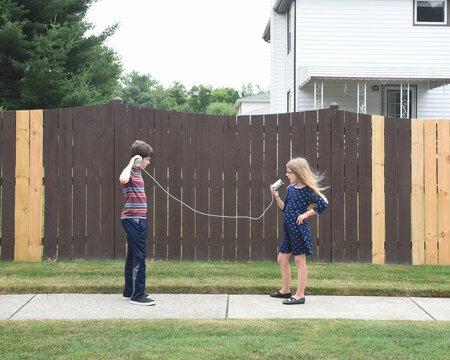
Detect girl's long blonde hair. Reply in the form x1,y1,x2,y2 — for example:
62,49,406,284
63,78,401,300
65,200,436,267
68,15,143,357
286,157,328,203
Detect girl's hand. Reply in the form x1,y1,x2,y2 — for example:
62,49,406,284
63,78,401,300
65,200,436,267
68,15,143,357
270,185,279,198
297,213,307,225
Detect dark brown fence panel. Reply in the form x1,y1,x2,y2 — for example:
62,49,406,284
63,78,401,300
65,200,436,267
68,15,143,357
223,115,237,261
153,109,169,259
264,114,278,261
195,114,210,260
236,115,250,261
72,107,87,259
168,111,182,260
114,103,128,259
385,117,398,263
181,112,196,261
331,110,345,262
292,112,305,158
1,111,16,261
210,115,224,261
141,107,155,257
345,111,358,261
43,110,58,260
58,108,73,260
86,105,101,259
398,118,411,263
250,115,264,261
317,109,331,262
100,103,115,259
358,113,372,262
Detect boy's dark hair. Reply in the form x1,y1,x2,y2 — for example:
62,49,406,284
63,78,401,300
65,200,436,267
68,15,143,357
130,140,153,158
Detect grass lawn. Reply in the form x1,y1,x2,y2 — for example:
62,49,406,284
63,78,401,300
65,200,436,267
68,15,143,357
0,261,449,297
1,319,449,360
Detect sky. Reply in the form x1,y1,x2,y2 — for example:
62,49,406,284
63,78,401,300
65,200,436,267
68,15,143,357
86,0,271,91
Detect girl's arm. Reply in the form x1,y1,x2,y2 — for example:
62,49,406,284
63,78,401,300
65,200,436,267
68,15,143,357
270,185,285,211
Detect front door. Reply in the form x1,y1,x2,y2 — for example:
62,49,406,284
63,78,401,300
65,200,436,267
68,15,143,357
383,85,417,118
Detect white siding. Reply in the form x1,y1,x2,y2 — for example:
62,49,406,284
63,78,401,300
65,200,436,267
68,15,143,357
238,102,272,115
417,84,450,118
295,0,450,70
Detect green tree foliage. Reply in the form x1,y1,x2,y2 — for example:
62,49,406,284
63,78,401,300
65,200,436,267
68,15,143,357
205,102,237,116
0,0,122,109
118,71,264,114
240,83,265,98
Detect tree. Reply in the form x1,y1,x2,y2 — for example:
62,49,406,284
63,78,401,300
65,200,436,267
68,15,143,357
0,0,122,109
188,84,212,113
205,102,237,116
211,87,239,105
240,83,265,98
119,71,160,108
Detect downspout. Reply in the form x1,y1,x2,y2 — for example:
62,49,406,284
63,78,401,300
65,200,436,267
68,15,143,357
294,0,297,111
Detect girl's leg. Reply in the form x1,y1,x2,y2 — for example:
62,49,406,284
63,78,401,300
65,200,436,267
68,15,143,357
278,252,292,293
294,254,307,299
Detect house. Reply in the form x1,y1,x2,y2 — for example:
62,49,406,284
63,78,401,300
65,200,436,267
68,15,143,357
263,0,450,118
234,92,271,115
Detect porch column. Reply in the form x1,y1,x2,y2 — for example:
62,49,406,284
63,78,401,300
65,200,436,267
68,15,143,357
314,81,323,110
357,82,367,114
400,83,410,118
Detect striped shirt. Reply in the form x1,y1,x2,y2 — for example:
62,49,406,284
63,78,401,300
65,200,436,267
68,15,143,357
121,168,147,219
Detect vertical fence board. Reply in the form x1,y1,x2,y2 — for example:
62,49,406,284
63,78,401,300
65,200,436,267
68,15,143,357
398,118,411,263
264,114,278,261
114,103,128,259
209,115,223,261
236,115,250,261
141,107,155,257
100,104,115,259
317,110,331,262
72,107,87,259
358,113,372,262
181,112,196,261
411,119,425,265
43,110,58,260
437,119,450,265
223,115,237,261
196,114,210,260
384,117,398,263
29,110,43,261
292,112,305,157
86,106,101,259
424,119,438,264
331,110,345,262
250,115,264,261
168,111,182,260
154,110,169,259
372,115,385,264
15,111,30,261
345,111,358,261
1,111,15,261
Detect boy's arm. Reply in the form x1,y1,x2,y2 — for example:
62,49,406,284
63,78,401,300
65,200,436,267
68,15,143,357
119,156,140,184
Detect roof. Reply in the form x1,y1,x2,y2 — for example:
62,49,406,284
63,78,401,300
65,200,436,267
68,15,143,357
298,65,450,88
234,92,270,109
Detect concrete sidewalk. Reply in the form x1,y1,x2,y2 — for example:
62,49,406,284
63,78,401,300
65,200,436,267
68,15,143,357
1,294,449,321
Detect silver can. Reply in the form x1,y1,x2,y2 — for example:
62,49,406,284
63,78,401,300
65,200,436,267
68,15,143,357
134,156,142,167
271,179,285,191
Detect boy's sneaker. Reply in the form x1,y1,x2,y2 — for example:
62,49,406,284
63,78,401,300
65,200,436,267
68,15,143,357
122,293,150,300
130,296,156,306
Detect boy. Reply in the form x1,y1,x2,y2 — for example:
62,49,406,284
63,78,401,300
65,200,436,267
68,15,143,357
119,140,155,306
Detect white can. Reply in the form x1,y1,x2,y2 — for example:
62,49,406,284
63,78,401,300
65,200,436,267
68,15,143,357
134,156,143,167
271,179,285,191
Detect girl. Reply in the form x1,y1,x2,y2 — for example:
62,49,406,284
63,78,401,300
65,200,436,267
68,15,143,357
270,157,328,305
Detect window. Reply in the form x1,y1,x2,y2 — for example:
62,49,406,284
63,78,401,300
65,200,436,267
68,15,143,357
415,0,447,24
287,9,291,54
383,85,417,118
287,91,291,113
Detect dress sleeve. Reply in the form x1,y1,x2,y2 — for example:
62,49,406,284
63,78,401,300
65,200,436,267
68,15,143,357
310,189,328,215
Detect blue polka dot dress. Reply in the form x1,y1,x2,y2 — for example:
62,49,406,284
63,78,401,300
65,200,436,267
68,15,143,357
279,185,328,256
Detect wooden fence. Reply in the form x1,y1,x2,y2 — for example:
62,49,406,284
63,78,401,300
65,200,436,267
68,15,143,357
0,103,449,264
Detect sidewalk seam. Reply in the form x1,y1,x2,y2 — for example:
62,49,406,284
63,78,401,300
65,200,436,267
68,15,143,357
225,295,229,319
8,294,37,320
408,297,436,321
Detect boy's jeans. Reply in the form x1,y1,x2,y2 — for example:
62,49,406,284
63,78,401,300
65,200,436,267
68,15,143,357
121,218,147,300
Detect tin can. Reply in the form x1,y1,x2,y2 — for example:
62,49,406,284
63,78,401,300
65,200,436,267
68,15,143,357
134,156,142,167
271,179,285,191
